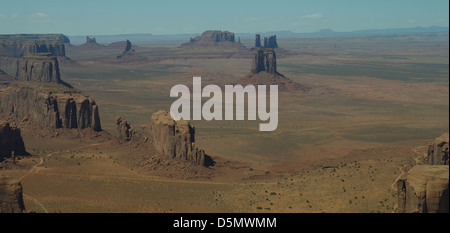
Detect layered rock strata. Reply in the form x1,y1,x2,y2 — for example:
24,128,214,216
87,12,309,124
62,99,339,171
0,82,101,131
0,39,66,58
15,53,61,84
397,165,449,213
115,111,213,166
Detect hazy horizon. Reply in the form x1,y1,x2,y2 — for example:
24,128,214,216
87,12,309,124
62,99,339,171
1,0,448,36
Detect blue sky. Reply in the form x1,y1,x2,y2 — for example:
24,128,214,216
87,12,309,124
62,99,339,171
0,0,448,35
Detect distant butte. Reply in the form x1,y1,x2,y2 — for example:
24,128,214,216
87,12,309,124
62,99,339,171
236,48,309,92
180,30,245,48
114,40,147,63
79,36,104,48
254,34,278,49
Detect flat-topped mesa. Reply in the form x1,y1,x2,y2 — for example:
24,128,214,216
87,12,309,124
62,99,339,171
0,40,66,58
0,176,26,213
397,165,449,213
181,30,244,48
0,82,102,131
0,34,70,44
196,30,235,42
15,53,61,84
251,48,277,74
0,121,27,161
428,133,449,165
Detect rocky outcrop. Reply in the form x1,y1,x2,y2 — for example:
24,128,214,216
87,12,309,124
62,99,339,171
86,36,97,44
150,110,209,166
113,40,147,63
116,40,136,59
0,70,13,88
236,48,310,92
0,82,101,131
397,165,449,213
266,35,278,49
0,121,26,160
114,111,213,166
0,176,25,213
254,35,278,49
15,53,61,84
428,133,449,165
251,48,277,74
115,116,134,141
79,36,104,48
255,34,262,48
124,39,133,52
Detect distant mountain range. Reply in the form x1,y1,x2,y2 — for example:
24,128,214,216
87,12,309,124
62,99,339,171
250,26,449,39
68,26,449,45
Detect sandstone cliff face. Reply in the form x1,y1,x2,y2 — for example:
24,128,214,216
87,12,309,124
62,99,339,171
150,110,206,165
0,40,66,58
115,111,213,166
428,133,449,165
397,165,449,213
0,70,13,88
0,121,26,160
15,53,61,84
0,176,25,213
0,82,101,131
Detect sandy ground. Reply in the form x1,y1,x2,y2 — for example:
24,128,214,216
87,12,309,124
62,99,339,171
1,34,448,213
